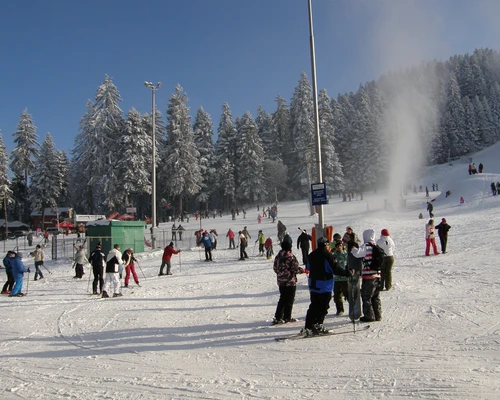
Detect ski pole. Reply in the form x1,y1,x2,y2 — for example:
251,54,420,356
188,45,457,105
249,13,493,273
26,270,30,296
179,252,182,274
87,264,92,293
136,260,147,280
252,241,257,256
42,263,52,274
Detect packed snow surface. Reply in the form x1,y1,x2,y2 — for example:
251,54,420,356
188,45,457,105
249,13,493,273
1,144,500,399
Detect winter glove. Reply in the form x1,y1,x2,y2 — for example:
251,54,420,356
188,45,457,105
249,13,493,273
347,268,355,277
27,268,31,273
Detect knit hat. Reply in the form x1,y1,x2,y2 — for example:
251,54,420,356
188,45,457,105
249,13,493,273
442,218,447,223
317,237,329,247
169,242,174,246
381,229,390,237
283,234,293,245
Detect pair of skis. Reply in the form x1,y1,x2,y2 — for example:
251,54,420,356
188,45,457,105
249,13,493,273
275,324,369,341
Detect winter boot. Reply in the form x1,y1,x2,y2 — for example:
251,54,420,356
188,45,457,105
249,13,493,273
113,293,123,297
101,291,109,298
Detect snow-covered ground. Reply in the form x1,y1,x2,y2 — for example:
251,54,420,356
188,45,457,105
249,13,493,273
1,144,500,400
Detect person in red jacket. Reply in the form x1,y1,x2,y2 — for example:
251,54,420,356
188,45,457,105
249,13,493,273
159,242,181,276
226,228,235,249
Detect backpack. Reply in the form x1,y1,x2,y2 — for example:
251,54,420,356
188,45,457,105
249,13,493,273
366,243,386,272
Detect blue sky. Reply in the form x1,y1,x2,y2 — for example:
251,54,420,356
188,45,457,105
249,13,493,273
0,0,498,155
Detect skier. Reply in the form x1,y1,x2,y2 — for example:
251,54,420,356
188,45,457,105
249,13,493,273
32,245,45,281
73,245,87,279
209,229,218,250
491,182,497,196
122,248,139,287
478,163,483,173
376,229,396,291
332,241,348,316
296,229,312,266
302,237,351,335
256,230,265,256
425,219,439,256
426,201,434,218
102,244,123,298
242,226,251,242
351,229,382,322
200,231,213,261
159,242,181,275
1,251,16,294
27,232,33,246
264,237,274,259
277,220,287,244
272,235,304,325
435,218,451,254
177,225,185,241
226,228,236,249
9,252,29,297
88,243,105,295
238,231,248,260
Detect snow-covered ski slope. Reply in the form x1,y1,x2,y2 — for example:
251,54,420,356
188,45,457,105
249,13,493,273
1,143,500,399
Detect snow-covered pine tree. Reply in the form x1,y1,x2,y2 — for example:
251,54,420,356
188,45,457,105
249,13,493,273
255,106,274,158
441,71,467,159
29,133,61,230
461,97,479,152
10,108,39,221
162,85,201,215
235,112,266,204
193,107,215,211
214,103,237,209
0,134,13,228
120,108,153,210
289,72,315,196
55,151,70,207
271,95,291,161
318,89,344,194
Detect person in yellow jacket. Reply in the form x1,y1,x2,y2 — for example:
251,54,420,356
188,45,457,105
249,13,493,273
256,230,266,256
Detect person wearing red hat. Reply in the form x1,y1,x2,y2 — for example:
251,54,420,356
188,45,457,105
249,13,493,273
435,218,451,254
377,229,396,291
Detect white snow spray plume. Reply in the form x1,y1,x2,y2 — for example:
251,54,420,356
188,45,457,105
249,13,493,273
370,0,444,209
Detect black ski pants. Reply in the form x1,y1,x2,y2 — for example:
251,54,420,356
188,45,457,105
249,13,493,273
274,285,297,321
239,244,248,259
361,278,382,321
300,246,309,265
439,234,448,253
204,247,212,261
333,280,348,313
305,291,332,329
92,265,104,294
2,271,14,292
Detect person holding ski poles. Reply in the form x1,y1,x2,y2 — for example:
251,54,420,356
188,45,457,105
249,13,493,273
1,251,16,294
256,230,265,256
159,242,181,276
32,245,45,281
73,245,87,279
122,248,140,287
9,252,29,297
102,244,123,298
302,237,352,336
88,243,105,295
296,228,312,266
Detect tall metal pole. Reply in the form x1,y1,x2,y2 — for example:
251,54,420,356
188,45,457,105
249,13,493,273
151,88,157,249
308,0,325,234
145,81,161,249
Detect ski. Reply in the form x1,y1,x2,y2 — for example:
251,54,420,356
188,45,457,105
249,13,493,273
275,324,370,342
347,252,363,321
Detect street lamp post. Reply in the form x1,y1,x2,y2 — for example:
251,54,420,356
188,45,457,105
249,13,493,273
144,81,162,248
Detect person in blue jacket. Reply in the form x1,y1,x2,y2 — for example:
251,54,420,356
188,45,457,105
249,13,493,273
302,237,351,335
1,251,16,294
9,252,29,297
200,231,213,261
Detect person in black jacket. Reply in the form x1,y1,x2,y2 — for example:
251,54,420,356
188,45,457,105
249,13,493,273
302,237,352,335
427,201,434,218
296,229,312,265
88,243,105,295
435,218,451,254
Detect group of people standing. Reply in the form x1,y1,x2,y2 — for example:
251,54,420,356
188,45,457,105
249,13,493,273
271,225,396,335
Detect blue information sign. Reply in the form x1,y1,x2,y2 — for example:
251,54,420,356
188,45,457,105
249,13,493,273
311,182,327,206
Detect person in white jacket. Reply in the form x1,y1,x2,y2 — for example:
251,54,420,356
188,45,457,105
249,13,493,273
376,229,395,291
102,244,123,298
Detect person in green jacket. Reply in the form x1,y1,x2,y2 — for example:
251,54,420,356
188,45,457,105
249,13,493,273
332,241,348,316
256,230,266,256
